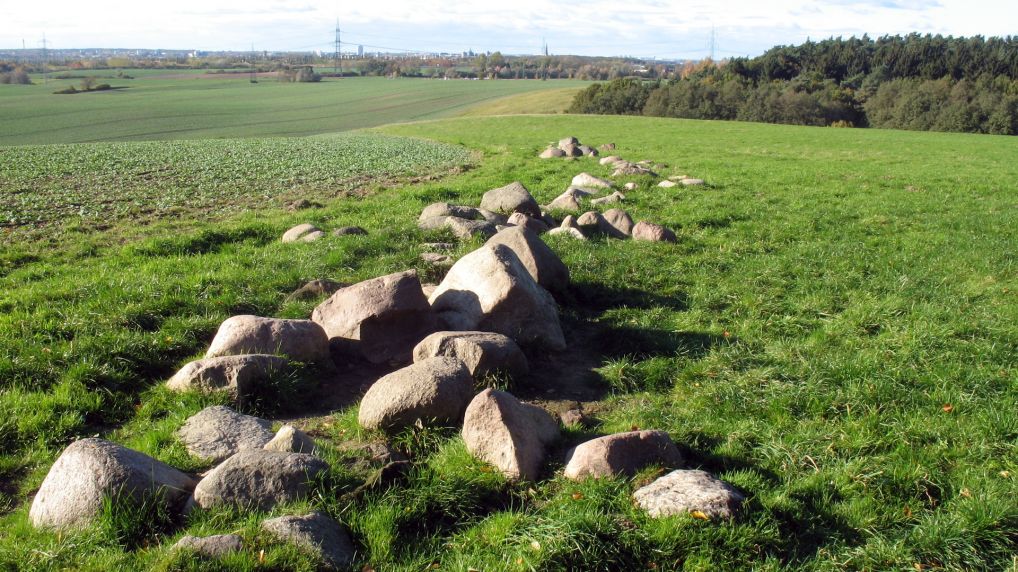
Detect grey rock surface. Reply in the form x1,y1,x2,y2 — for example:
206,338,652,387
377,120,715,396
485,226,570,296
632,221,677,243
312,270,436,364
262,512,355,570
205,315,331,364
191,450,328,510
462,389,560,481
166,354,288,401
282,224,321,243
563,430,683,480
177,405,273,463
571,173,613,189
428,244,566,350
507,212,550,235
172,534,244,558
29,438,196,530
480,182,541,218
601,208,635,237
632,469,745,519
357,356,474,431
413,330,528,379
264,425,318,454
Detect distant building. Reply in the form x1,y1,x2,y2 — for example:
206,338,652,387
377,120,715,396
358,45,364,57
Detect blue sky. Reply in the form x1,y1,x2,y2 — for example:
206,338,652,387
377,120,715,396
2,0,1015,58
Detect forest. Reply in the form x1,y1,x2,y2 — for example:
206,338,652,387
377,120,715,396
568,34,1018,135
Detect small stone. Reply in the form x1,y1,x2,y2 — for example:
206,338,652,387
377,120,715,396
602,208,635,237
282,223,321,243
632,221,677,243
285,279,346,302
559,409,587,427
633,469,745,519
287,199,314,211
177,405,273,463
599,143,616,151
262,512,355,571
264,425,317,454
421,252,454,266
658,180,678,188
681,178,705,186
563,430,683,480
422,242,455,251
332,226,368,236
590,191,626,206
507,212,550,234
445,217,498,240
539,147,567,159
547,227,587,240
599,155,622,166
173,534,243,558
623,182,638,191
419,203,482,223
571,173,613,189
166,355,288,401
558,136,580,149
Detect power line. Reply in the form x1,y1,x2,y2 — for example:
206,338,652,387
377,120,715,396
334,19,341,74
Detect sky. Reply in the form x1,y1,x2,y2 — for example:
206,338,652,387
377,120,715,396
2,0,1015,59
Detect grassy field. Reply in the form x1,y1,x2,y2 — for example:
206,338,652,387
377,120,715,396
0,74,588,145
0,113,1015,570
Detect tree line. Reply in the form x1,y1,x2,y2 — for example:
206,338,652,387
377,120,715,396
568,34,1018,135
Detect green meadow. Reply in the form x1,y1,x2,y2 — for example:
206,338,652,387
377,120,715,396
0,77,1015,571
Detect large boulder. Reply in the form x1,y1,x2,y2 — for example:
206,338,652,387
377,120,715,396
357,357,474,431
205,315,330,364
172,534,244,558
166,355,289,401
480,182,541,218
547,227,586,240
632,469,745,519
563,430,683,480
191,450,328,510
462,389,559,481
177,405,274,463
428,244,566,350
557,136,579,149
29,438,196,530
485,226,569,296
444,217,498,239
632,221,677,243
419,202,481,222
312,270,436,364
571,173,612,189
262,512,355,571
539,147,567,159
413,331,528,379
601,208,635,237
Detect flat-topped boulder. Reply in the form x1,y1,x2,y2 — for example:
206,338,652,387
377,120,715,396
612,163,656,177
563,430,683,480
191,450,328,510
30,438,196,530
262,512,355,571
177,405,274,463
590,191,626,206
166,354,288,401
571,173,613,189
463,389,560,481
413,331,528,379
547,187,595,212
429,244,566,350
205,315,330,364
480,182,541,218
358,356,474,431
485,226,570,296
444,217,498,239
681,178,705,186
557,136,580,149
632,221,677,243
633,469,745,519
419,202,482,222
312,270,436,364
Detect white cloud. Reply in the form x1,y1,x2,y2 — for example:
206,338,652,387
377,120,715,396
2,0,1015,57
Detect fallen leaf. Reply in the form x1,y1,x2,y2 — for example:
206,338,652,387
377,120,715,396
630,424,640,431
258,549,265,564
571,492,584,500
1000,470,1011,478
960,488,971,498
690,510,709,520
361,566,376,572
530,540,541,551
942,403,954,413
903,506,913,517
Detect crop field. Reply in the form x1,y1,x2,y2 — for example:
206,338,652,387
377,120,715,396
0,74,588,145
0,133,470,233
0,113,1015,571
